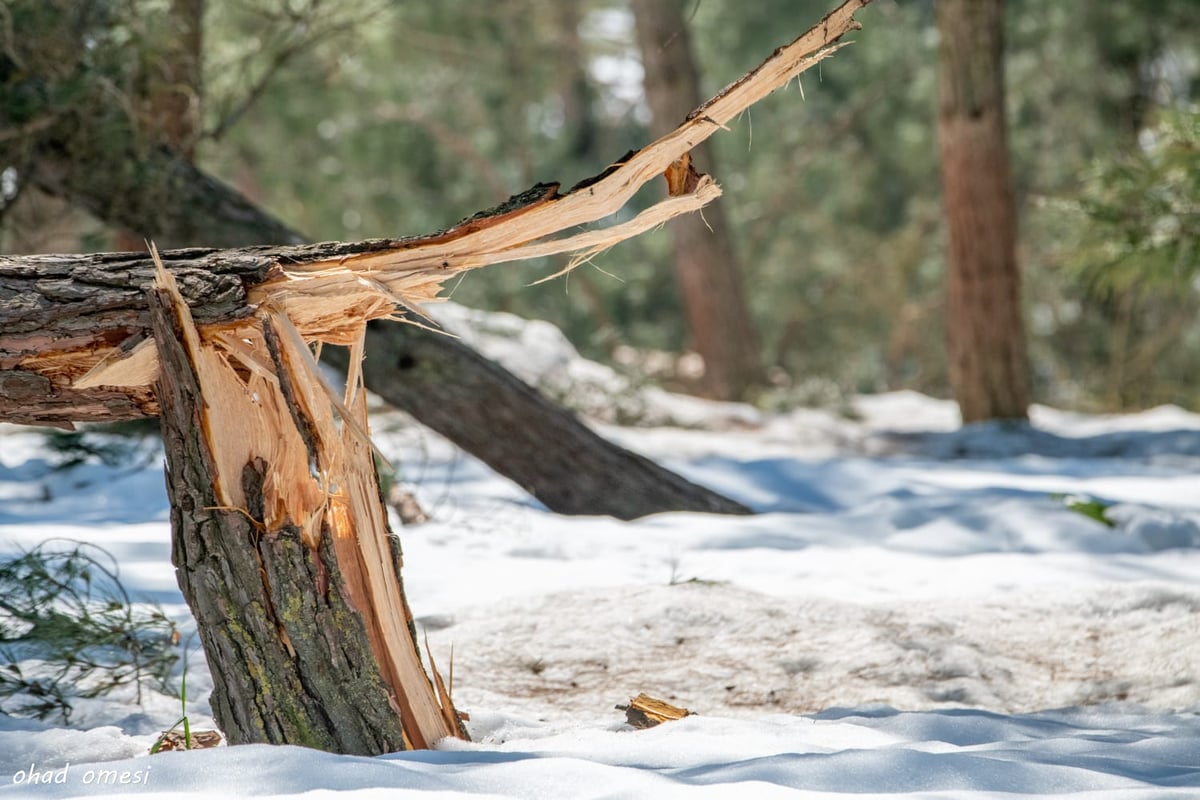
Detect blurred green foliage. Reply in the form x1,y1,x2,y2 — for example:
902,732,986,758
1069,110,1198,295
0,540,179,722
3,0,1199,411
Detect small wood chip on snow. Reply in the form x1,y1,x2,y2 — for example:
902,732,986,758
618,693,693,729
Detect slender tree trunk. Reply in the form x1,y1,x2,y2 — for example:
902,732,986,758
631,0,762,401
557,0,600,164
936,0,1030,422
161,0,205,158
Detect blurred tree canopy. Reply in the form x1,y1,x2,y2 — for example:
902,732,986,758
2,0,1198,411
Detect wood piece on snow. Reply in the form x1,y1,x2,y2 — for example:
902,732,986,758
619,693,694,729
150,730,223,753
389,484,431,526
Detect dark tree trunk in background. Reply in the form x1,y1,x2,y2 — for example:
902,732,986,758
557,1,600,163
160,0,205,158
935,0,1030,423
632,0,763,401
27,143,308,251
113,0,205,254
324,322,751,519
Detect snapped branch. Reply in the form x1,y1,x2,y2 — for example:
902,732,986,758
0,0,873,425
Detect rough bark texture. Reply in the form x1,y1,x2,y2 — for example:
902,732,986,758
632,0,763,401
0,241,749,517
324,320,751,519
151,285,415,754
3,0,877,515
936,0,1031,422
0,245,268,426
0,240,391,423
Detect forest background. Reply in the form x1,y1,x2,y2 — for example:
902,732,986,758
3,0,1198,414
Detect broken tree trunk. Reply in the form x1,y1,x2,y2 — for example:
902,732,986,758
0,238,749,518
151,254,460,752
0,0,875,755
0,237,750,520
1,0,873,512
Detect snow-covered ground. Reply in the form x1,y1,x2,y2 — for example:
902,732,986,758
2,315,1200,797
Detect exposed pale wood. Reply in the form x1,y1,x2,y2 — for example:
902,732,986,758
152,251,457,752
0,0,873,421
620,693,693,729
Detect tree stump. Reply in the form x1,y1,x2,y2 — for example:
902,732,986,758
150,259,461,753
0,0,879,755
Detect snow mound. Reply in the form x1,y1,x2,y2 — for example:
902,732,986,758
5,707,1199,797
428,302,763,429
5,351,1200,797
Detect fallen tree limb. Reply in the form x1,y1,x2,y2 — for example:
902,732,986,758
1,0,869,422
0,0,876,755
0,200,751,519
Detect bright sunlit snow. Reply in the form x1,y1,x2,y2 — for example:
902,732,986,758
2,311,1200,798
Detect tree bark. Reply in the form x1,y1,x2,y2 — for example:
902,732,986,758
936,0,1031,422
632,0,763,401
4,0,876,515
5,74,748,517
0,239,750,517
151,266,460,752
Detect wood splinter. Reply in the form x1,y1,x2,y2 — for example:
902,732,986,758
618,693,694,729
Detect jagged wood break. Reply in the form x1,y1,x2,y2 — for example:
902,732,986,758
0,0,874,754
0,0,870,426
151,251,460,749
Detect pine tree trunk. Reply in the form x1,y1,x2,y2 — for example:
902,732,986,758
936,0,1031,422
150,267,459,753
632,0,763,401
